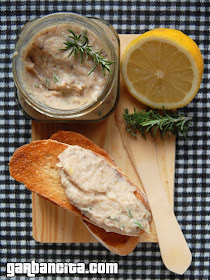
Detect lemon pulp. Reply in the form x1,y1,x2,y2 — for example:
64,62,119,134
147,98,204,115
121,29,204,109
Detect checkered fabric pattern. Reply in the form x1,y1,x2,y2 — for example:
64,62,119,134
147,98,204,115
0,0,209,279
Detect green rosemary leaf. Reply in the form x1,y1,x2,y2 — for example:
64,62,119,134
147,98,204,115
67,29,76,37
87,64,97,76
127,209,133,218
45,78,50,86
60,29,116,76
34,83,39,88
108,217,118,222
53,73,59,83
134,220,143,229
123,108,192,139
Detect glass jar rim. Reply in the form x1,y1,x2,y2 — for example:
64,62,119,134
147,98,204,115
12,12,117,119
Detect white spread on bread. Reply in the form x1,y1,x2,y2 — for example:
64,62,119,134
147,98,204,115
22,24,107,110
58,145,151,236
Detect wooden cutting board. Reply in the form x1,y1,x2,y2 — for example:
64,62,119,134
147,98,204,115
31,34,176,243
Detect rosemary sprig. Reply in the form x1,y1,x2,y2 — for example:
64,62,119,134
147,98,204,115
123,108,192,138
60,29,115,76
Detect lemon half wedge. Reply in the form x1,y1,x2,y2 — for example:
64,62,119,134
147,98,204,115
121,28,204,109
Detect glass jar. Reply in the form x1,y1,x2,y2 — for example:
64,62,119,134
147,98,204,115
12,13,120,121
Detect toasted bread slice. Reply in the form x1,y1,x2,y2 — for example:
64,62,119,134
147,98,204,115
51,131,151,254
9,131,151,255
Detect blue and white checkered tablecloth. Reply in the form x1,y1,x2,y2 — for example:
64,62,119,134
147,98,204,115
0,0,209,279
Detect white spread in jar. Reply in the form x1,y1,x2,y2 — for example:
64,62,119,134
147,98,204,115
58,146,151,236
22,24,108,110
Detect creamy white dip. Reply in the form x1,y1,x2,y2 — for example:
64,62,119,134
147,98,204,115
22,24,107,110
58,146,151,236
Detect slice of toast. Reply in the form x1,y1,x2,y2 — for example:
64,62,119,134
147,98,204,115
9,131,151,255
50,131,151,255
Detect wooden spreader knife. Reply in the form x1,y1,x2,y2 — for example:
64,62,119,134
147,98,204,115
115,86,192,274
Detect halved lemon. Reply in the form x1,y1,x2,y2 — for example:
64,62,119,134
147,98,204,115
121,28,204,109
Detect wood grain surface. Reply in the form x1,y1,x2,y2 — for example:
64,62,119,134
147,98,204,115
31,34,176,243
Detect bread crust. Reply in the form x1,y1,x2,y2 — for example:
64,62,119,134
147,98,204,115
50,131,115,164
83,220,140,256
9,139,81,215
9,131,151,255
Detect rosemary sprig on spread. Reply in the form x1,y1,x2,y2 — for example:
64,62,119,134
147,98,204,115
123,108,192,138
60,29,115,76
